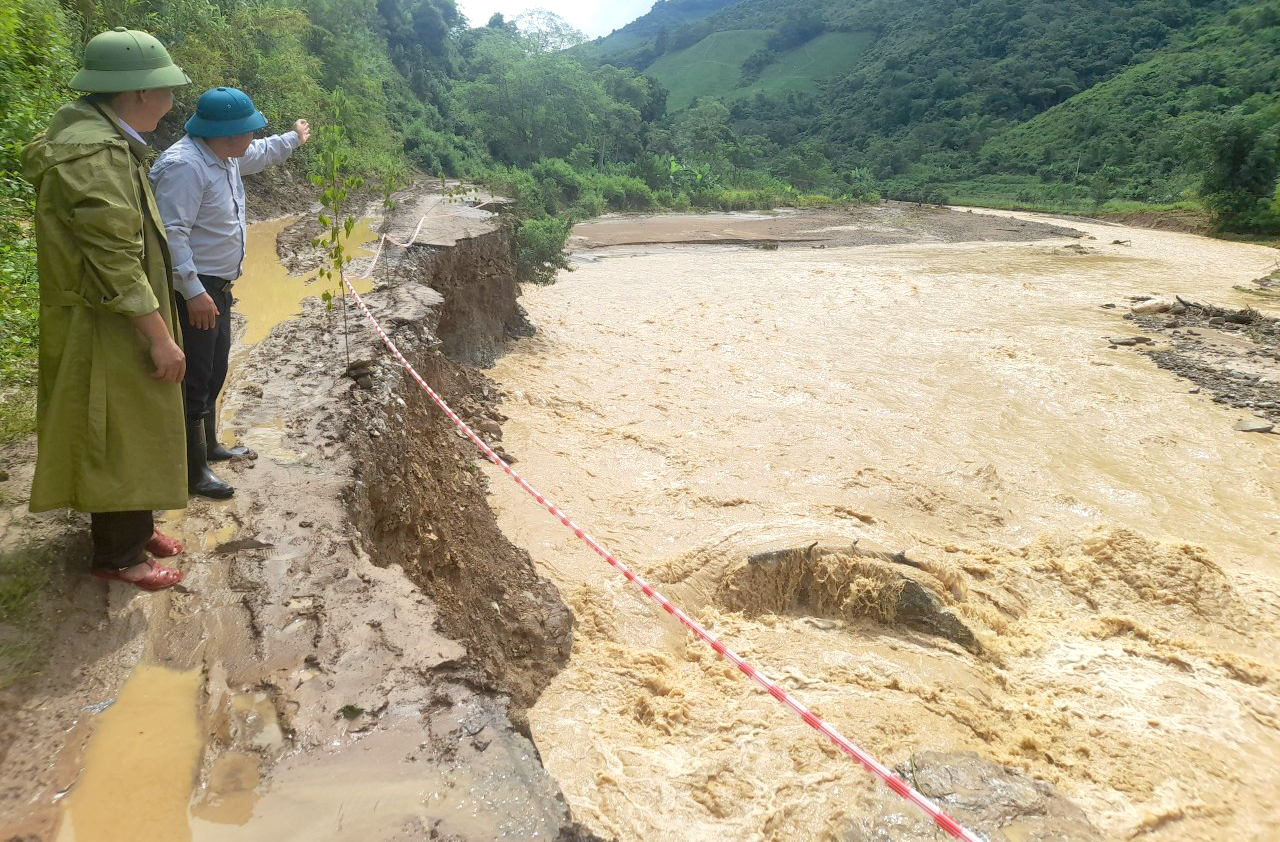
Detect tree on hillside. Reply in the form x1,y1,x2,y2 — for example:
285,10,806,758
597,65,667,124
376,0,460,111
766,8,824,52
515,9,587,52
378,0,460,58
1201,113,1279,223
772,139,835,192
655,27,670,55
673,101,738,172
454,32,623,165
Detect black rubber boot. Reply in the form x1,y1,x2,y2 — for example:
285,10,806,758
204,413,253,462
188,420,234,499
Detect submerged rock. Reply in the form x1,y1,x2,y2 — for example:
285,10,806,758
1234,419,1275,433
892,577,982,654
847,751,1102,842
736,543,983,654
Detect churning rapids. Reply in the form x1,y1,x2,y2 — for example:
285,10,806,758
482,209,1280,842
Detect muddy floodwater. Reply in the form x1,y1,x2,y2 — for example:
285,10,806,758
484,211,1280,841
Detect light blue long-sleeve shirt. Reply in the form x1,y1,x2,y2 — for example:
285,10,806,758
149,131,300,300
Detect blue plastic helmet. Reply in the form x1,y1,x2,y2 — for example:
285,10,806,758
184,87,267,137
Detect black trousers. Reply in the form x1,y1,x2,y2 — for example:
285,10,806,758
90,511,154,570
175,274,234,423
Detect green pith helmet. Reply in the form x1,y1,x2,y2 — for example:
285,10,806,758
69,27,191,93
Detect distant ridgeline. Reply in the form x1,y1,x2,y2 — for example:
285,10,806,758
577,0,1280,226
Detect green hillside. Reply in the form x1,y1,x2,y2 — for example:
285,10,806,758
645,29,769,109
577,0,744,64
742,31,872,100
981,8,1280,201
640,22,872,111
600,0,1277,224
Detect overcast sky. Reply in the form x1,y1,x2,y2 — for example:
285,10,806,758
455,0,655,39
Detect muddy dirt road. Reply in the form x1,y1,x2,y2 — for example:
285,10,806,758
485,209,1280,841
0,188,591,842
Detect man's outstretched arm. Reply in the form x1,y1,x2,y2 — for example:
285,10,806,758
240,119,309,175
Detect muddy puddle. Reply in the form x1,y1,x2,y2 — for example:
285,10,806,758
484,211,1280,841
55,666,202,842
233,216,379,346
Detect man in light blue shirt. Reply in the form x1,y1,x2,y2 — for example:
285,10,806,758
150,87,309,498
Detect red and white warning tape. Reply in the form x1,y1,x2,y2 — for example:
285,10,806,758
338,214,984,842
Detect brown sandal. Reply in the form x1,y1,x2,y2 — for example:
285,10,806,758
91,559,185,591
144,530,185,558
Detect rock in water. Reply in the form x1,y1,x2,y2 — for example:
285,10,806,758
1131,298,1172,315
1108,336,1138,346
893,578,982,654
847,751,1103,842
738,543,983,654
1234,419,1275,434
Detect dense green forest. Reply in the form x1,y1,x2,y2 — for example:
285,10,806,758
582,0,1280,219
2,0,1279,443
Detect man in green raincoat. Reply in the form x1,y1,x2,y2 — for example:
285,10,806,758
21,28,193,590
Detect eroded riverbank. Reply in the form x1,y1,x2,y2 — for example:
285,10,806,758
485,209,1280,841
0,186,594,841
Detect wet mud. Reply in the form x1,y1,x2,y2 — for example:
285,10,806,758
571,203,1083,251
0,185,595,841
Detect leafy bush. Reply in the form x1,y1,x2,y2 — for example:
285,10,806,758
531,158,584,210
515,216,574,284
792,193,837,208
592,174,654,210
620,178,656,209
0,0,76,441
572,189,607,218
476,165,545,217
0,224,39,443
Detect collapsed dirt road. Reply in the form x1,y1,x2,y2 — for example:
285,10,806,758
0,186,594,841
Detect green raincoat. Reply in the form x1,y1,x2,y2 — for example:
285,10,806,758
21,99,187,513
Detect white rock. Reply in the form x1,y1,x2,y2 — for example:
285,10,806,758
1234,419,1275,434
1131,298,1173,315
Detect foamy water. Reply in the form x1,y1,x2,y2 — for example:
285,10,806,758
483,212,1280,841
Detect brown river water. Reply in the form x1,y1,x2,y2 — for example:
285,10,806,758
483,212,1280,841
